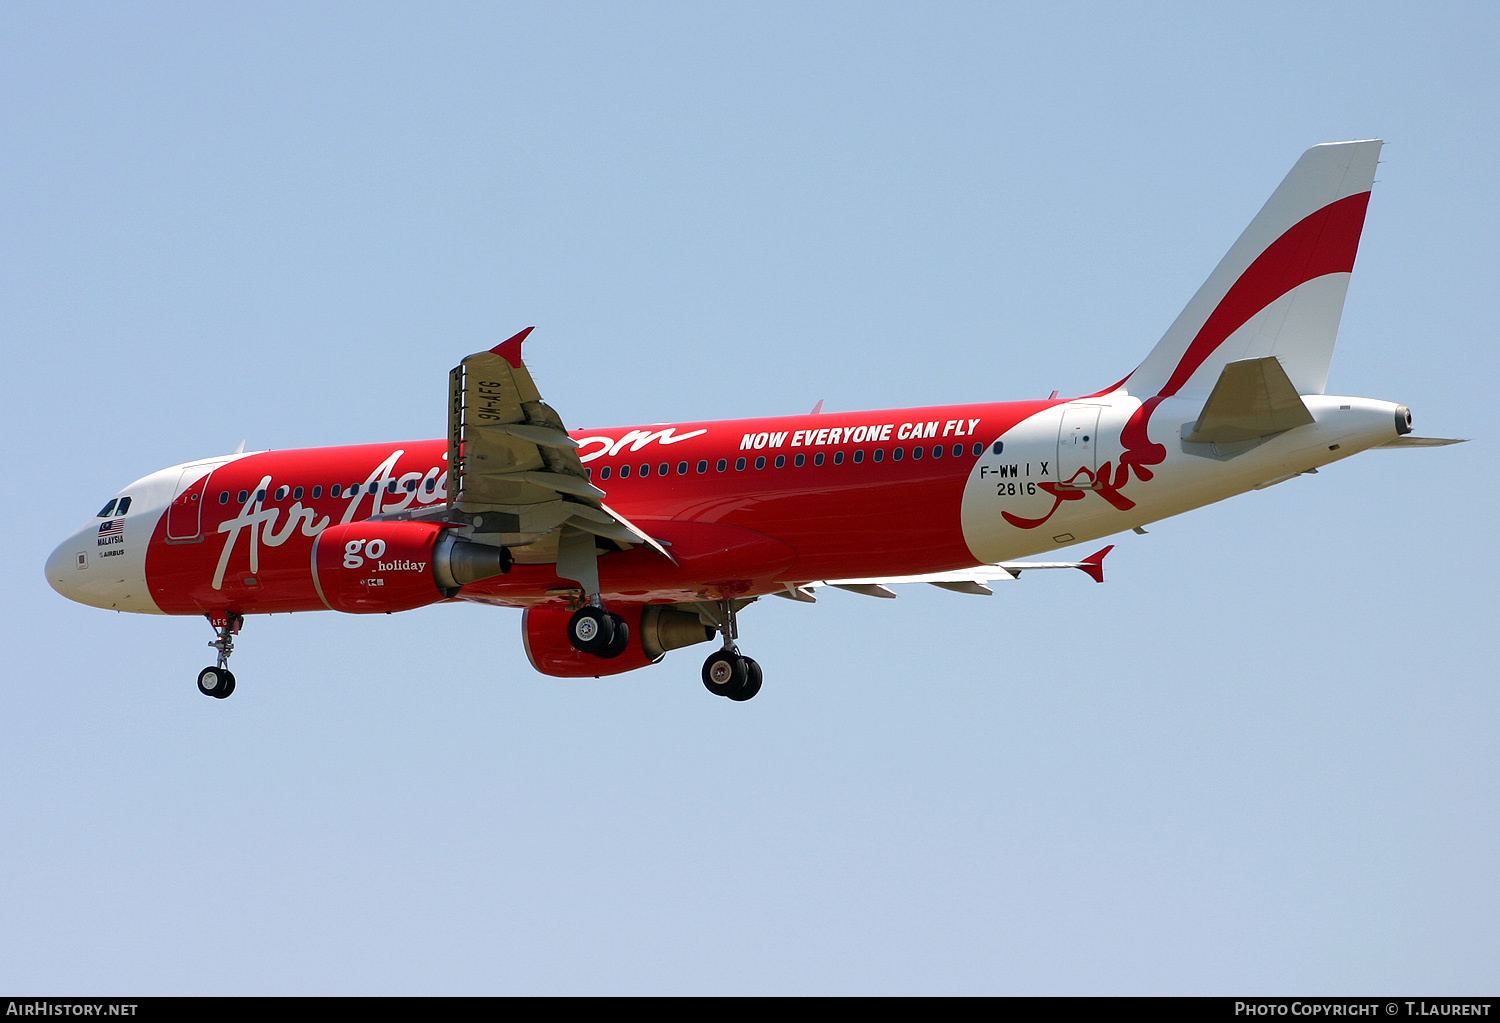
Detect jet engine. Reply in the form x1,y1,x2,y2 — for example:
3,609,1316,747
312,520,511,613
523,604,715,677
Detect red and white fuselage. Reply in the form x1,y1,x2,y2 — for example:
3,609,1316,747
46,392,1408,614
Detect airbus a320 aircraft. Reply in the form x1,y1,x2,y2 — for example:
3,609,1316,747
46,140,1461,702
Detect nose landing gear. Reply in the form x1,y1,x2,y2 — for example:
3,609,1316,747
198,612,243,699
700,597,763,701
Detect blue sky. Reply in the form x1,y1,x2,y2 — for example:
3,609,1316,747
2,1,1496,994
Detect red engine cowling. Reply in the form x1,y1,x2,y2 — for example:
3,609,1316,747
523,604,715,678
313,521,448,614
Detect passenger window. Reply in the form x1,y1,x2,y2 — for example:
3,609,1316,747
599,465,611,481
369,483,379,494
972,442,984,456
312,486,323,499
774,455,785,468
911,446,923,460
386,482,397,494
116,497,131,515
659,462,670,477
833,451,844,465
678,461,689,476
238,490,249,503
639,464,650,478
257,489,266,502
754,456,766,469
293,486,304,500
853,450,864,464
423,479,434,493
735,457,747,471
97,499,118,517
794,453,805,467
218,492,229,505
584,467,592,479
892,448,904,461
697,460,708,474
619,465,631,479
405,480,416,492
992,441,1004,455
814,452,825,466
331,485,342,498
952,444,963,457
873,449,884,462
932,445,943,458
717,458,728,472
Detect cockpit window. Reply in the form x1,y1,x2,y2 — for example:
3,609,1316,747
115,497,131,515
97,499,118,517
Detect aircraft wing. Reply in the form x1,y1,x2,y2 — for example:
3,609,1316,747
447,328,668,560
777,545,1113,600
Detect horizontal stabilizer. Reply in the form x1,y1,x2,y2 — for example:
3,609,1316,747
1184,357,1313,444
1376,436,1468,448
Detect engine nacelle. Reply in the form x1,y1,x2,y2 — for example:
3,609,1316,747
313,521,512,614
523,604,715,678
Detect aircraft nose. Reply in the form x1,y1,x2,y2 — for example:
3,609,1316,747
45,534,84,600
44,517,160,613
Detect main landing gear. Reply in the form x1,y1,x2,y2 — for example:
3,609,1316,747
198,612,243,699
567,604,630,659
700,597,762,702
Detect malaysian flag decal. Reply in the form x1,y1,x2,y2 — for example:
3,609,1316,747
98,519,123,538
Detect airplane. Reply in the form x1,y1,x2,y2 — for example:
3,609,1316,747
44,139,1462,702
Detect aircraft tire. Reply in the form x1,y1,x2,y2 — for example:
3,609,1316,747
702,650,747,697
197,666,234,699
567,606,615,654
598,614,630,659
728,657,762,701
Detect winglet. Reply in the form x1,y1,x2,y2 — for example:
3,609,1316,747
490,326,536,368
1077,545,1113,583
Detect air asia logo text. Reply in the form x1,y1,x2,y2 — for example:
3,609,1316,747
574,427,707,463
212,449,446,590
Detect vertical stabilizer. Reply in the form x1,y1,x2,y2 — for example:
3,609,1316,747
1122,140,1381,399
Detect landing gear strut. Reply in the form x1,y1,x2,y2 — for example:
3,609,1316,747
567,603,630,659
700,597,762,701
198,612,242,699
